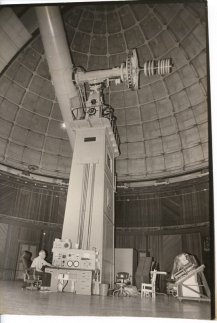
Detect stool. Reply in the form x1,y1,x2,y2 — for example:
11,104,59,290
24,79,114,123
113,272,130,297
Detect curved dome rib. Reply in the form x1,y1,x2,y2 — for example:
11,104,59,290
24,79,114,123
0,3,208,182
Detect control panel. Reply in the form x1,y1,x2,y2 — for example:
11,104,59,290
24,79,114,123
52,239,97,270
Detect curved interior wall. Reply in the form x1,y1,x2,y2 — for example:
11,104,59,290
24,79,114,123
115,175,211,285
116,176,209,228
0,170,211,283
0,171,66,279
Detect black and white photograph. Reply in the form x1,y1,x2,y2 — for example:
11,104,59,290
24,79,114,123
0,0,215,322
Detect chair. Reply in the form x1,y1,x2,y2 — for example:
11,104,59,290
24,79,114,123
24,268,42,290
141,270,167,298
141,270,157,298
113,272,131,296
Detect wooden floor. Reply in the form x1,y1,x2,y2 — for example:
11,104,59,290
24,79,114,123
0,281,211,319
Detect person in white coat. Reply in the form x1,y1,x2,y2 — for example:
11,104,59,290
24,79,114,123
31,250,52,272
31,250,53,289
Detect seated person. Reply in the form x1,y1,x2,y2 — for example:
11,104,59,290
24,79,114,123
31,250,53,289
31,250,52,272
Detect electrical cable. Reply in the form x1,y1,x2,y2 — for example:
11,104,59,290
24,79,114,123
57,279,68,292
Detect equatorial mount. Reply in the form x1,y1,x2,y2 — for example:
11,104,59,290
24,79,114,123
71,48,173,143
73,49,173,91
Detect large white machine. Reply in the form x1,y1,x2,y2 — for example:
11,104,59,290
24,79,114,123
52,238,98,270
49,238,98,295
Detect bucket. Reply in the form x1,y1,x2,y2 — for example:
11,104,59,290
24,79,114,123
99,283,109,296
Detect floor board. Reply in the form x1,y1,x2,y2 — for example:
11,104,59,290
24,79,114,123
0,281,211,319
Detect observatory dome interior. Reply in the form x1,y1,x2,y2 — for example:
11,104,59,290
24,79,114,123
0,2,208,183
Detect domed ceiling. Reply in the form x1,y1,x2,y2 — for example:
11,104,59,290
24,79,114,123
0,2,208,182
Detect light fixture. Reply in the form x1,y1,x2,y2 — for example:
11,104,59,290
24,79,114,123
154,179,169,186
61,122,66,129
28,164,39,171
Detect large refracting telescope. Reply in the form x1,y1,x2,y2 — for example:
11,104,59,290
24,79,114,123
60,49,173,286
36,6,173,290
